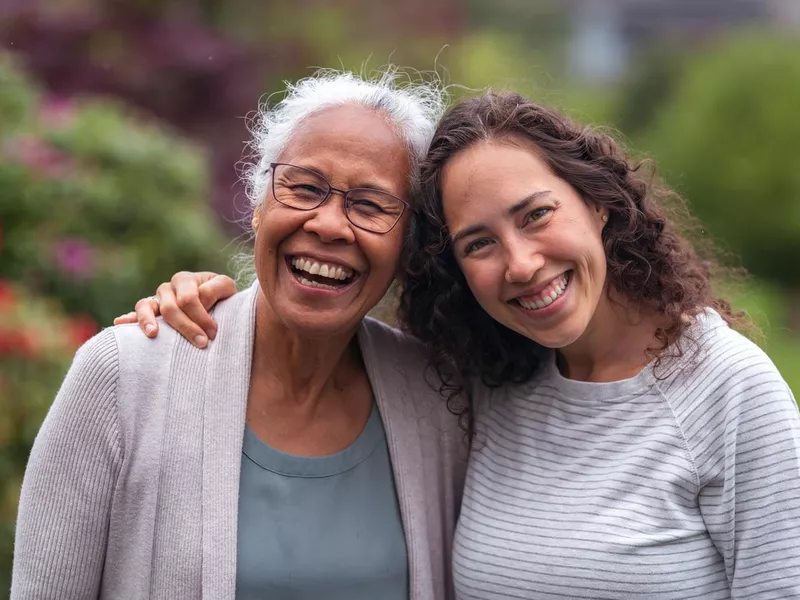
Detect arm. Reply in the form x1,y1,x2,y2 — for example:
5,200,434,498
113,271,236,348
11,330,123,599
697,368,800,598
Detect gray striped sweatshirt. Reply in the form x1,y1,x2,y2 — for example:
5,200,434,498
454,310,800,599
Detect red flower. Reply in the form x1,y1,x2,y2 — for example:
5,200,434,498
0,327,38,359
66,315,99,349
0,280,15,313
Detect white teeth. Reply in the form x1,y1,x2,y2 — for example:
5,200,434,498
291,257,355,282
296,275,339,290
517,273,570,310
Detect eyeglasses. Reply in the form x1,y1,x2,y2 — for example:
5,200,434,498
268,162,410,234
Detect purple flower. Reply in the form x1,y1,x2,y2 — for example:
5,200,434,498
52,237,95,280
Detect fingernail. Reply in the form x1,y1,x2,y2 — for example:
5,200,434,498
145,324,156,335
194,335,208,348
207,328,217,341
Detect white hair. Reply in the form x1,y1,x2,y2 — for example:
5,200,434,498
242,67,448,211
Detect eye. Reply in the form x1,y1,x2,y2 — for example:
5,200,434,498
292,184,325,195
523,206,552,225
463,238,492,256
349,198,389,215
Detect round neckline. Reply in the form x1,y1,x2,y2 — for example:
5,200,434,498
242,405,383,478
537,350,658,403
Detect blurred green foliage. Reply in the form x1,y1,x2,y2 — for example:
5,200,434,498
729,280,800,396
0,52,231,593
0,52,231,326
643,31,800,290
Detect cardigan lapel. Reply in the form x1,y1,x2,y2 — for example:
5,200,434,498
201,284,258,598
358,321,433,600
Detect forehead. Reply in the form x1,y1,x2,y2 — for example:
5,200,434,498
278,104,411,186
441,139,557,221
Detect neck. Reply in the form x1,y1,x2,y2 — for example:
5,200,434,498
556,288,663,382
251,292,362,410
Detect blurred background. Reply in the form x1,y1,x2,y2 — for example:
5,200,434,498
1,0,799,593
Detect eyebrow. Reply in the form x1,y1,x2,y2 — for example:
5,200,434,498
450,190,552,245
279,163,398,196
354,181,397,195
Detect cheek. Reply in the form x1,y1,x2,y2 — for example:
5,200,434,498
364,236,404,281
586,236,608,272
459,259,499,303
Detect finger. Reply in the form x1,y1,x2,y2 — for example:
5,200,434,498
113,311,138,325
133,297,160,337
197,274,238,310
197,276,238,339
171,273,219,342
159,278,210,349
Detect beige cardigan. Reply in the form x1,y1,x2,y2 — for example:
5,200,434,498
12,284,467,599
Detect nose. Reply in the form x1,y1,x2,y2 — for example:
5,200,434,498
504,240,545,284
302,191,356,244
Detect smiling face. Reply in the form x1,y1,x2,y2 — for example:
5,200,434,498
442,138,608,349
252,104,411,338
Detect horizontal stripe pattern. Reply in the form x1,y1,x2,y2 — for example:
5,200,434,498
454,311,800,599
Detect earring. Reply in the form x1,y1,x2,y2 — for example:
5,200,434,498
602,214,608,223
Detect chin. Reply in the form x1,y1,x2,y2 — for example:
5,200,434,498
511,319,586,350
291,317,359,339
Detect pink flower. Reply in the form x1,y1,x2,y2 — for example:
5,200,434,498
52,238,95,280
2,135,75,179
39,97,76,129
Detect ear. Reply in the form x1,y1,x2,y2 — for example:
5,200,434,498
595,204,609,229
251,206,262,231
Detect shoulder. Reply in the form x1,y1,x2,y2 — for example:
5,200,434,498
60,323,180,412
70,326,119,376
358,317,430,372
663,310,791,401
57,327,122,409
108,321,181,358
37,328,126,452
657,310,796,445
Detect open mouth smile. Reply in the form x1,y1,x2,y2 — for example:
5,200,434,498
513,271,571,311
287,256,360,291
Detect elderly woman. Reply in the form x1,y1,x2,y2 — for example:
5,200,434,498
11,71,467,600
128,91,800,598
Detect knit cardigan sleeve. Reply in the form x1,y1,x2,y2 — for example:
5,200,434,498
11,328,123,600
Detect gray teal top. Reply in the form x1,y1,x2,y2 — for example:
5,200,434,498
237,406,407,599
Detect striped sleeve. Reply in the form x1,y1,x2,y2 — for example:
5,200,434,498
667,328,800,598
11,328,123,600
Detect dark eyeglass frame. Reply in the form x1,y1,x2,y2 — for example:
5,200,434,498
268,162,411,234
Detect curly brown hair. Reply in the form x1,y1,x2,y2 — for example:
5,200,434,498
398,91,748,433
